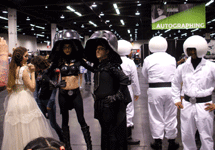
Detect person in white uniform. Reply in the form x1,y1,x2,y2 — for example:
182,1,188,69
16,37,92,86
142,36,179,150
118,40,141,145
172,35,215,150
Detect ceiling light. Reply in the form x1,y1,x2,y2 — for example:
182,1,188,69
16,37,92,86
67,6,75,12
113,3,120,15
74,12,82,16
81,24,84,28
37,34,45,37
2,11,8,13
135,11,140,15
92,2,97,7
61,15,65,19
164,29,171,33
120,20,125,25
67,6,82,16
89,21,97,27
136,23,139,26
115,9,120,15
113,3,118,9
137,3,141,6
30,24,45,30
127,29,130,34
31,27,34,31
26,17,30,21
45,6,48,8
0,16,8,20
181,33,187,36
205,0,214,6
100,12,104,16
191,28,199,32
164,1,167,5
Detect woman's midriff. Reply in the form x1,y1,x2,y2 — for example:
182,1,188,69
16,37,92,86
61,76,79,90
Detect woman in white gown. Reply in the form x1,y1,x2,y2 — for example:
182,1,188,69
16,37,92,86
1,46,53,150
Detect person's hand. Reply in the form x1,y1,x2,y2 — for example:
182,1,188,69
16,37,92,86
134,95,139,101
47,107,51,110
0,37,8,55
28,63,35,73
175,102,183,109
205,103,215,112
59,80,66,88
104,95,116,105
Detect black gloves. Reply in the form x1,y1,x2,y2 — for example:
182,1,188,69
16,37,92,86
103,90,124,105
49,80,66,90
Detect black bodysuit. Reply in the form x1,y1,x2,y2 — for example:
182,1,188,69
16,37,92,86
60,61,80,77
53,59,93,127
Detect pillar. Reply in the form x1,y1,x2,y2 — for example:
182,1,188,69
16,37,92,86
8,8,17,53
51,23,57,48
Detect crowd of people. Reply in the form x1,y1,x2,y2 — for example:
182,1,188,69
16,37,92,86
0,29,215,150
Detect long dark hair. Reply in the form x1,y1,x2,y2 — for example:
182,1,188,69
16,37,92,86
7,46,27,92
31,56,50,70
50,40,84,67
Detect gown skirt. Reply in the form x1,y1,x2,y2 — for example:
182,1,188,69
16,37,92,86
1,86,53,150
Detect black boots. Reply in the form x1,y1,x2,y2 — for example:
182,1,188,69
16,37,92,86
127,127,140,145
81,126,92,150
151,139,162,150
62,126,72,150
168,139,179,150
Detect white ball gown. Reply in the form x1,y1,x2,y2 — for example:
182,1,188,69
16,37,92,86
1,66,53,150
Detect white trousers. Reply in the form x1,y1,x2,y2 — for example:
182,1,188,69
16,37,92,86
126,85,134,127
147,88,178,139
180,99,214,150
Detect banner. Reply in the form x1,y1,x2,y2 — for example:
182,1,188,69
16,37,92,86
151,3,206,30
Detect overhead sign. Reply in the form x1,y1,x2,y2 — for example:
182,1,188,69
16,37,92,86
151,3,206,30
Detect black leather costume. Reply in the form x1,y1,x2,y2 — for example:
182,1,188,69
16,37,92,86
85,30,132,150
93,59,131,150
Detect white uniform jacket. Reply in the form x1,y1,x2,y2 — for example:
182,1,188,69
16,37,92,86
121,56,141,97
172,57,215,104
142,52,176,84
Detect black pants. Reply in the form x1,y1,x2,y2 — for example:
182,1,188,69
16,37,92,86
59,88,87,127
95,100,127,150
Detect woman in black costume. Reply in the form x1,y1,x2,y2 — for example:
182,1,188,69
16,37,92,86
48,29,93,150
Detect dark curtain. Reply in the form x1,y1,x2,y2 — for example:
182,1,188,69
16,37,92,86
175,39,185,61
166,39,176,58
144,44,149,58
140,45,144,67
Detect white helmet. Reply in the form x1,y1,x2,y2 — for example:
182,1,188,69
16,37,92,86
117,40,132,56
149,36,167,53
183,35,208,58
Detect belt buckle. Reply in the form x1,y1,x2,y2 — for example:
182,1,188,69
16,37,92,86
68,90,73,96
189,97,196,104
